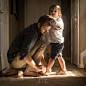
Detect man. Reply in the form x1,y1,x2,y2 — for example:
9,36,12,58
5,15,55,77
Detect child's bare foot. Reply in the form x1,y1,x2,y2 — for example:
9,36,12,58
4,68,17,76
45,69,51,76
23,70,42,77
56,69,67,75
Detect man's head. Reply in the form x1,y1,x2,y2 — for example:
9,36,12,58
38,15,55,34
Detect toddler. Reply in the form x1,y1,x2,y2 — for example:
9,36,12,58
46,5,67,75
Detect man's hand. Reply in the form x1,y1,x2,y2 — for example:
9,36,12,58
24,55,38,70
37,65,46,73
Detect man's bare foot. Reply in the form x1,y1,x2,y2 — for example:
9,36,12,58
4,68,17,76
23,70,42,77
38,71,48,76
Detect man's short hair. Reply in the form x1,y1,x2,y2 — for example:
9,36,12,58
38,15,55,27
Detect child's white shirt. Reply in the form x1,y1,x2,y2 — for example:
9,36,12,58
49,17,64,43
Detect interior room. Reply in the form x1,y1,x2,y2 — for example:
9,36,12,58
0,0,86,86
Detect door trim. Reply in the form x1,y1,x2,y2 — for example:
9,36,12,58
71,0,80,67
7,0,10,69
0,0,10,73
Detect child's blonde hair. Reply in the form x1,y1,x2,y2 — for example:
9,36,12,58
49,5,62,18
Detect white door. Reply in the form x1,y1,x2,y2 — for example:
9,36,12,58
71,0,79,67
0,0,9,72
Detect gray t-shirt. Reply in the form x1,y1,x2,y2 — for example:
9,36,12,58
49,17,64,43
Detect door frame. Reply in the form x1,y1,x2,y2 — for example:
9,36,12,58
0,0,9,72
6,0,10,70
71,0,80,67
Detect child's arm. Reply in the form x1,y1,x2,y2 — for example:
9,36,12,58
54,18,64,30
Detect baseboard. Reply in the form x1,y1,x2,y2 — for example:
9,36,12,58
0,68,7,76
79,64,84,68
63,57,71,61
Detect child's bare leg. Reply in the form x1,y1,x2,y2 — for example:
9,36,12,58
58,57,66,71
46,58,55,73
56,57,67,75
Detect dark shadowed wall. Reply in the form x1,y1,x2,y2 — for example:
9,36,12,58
9,0,24,45
61,0,71,59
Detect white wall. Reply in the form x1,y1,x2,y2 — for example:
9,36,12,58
79,0,86,68
79,0,86,53
0,21,1,71
0,0,1,58
0,29,1,71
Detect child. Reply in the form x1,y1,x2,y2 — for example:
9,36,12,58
45,5,67,75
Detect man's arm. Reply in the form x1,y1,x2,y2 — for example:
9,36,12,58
23,55,37,69
23,55,44,72
20,31,37,60
20,32,43,71
20,31,46,72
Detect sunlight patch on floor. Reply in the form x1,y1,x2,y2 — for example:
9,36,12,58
17,71,77,79
49,71,76,76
